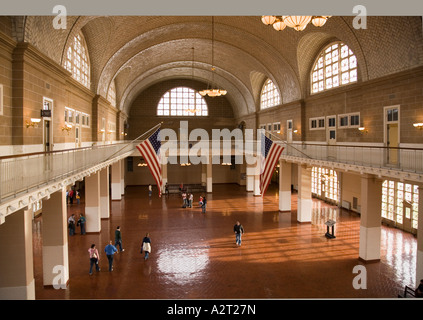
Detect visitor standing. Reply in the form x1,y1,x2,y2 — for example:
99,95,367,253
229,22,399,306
201,196,207,213
77,213,86,235
188,193,193,208
148,184,152,197
68,214,76,236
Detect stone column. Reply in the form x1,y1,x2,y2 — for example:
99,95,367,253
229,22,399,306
246,160,254,192
85,171,101,233
206,161,212,193
297,164,312,223
416,185,423,284
42,189,69,288
120,159,125,196
111,161,122,200
253,173,261,196
359,174,382,261
100,166,110,219
279,160,292,212
0,208,35,299
201,164,207,187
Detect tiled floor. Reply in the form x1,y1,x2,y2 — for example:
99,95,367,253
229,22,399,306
33,183,417,299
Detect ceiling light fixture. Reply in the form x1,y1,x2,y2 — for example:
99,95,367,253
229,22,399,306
261,16,331,32
199,16,227,97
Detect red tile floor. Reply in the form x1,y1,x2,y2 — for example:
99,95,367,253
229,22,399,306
32,183,417,299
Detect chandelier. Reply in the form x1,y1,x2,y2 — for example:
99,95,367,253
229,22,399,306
199,16,227,97
261,16,331,31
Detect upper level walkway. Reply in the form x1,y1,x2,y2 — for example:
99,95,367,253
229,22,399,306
0,138,422,224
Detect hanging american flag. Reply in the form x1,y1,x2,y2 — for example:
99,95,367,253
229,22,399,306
136,128,162,197
259,133,284,196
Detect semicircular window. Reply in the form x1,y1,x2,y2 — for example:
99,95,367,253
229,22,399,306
157,87,208,116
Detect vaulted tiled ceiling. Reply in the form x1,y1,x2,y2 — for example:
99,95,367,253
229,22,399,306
13,16,423,118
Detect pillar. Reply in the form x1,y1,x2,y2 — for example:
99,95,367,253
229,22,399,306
253,174,261,196
246,164,254,192
359,174,382,261
162,157,168,194
111,161,121,200
42,189,69,288
85,171,101,233
297,164,312,223
100,167,110,219
120,159,125,196
201,164,207,187
207,161,212,193
416,185,423,284
0,208,35,299
279,160,292,212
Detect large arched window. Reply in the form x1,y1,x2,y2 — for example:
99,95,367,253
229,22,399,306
260,79,281,110
311,42,357,94
157,87,208,116
65,32,90,88
107,80,116,107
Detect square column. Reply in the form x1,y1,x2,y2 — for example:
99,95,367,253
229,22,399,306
297,165,312,223
100,167,110,219
120,159,125,196
279,160,292,212
246,164,254,192
416,185,423,284
0,208,35,299
42,189,69,288
111,161,122,200
359,174,382,261
85,171,101,233
207,161,212,193
201,164,206,187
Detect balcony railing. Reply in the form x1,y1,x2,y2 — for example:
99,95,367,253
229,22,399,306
0,142,136,204
280,142,423,174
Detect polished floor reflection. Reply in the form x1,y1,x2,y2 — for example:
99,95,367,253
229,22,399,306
33,184,417,299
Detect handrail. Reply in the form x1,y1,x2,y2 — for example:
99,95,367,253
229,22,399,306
0,141,132,161
285,141,423,151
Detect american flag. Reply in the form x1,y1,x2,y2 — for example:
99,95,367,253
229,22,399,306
259,133,284,196
136,128,162,197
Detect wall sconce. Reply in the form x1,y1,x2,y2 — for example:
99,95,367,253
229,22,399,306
413,123,423,130
293,129,300,135
358,127,368,134
137,162,147,167
26,118,41,128
99,129,105,134
61,124,72,134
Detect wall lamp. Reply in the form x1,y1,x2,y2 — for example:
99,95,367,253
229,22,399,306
413,123,423,130
358,127,368,134
26,118,41,128
61,123,72,134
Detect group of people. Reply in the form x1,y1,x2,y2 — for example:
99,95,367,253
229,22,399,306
66,188,81,205
68,213,86,235
181,192,207,213
88,226,152,275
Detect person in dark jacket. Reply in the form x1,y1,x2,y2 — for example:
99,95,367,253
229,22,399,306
201,196,207,213
234,221,244,246
141,233,151,260
114,226,125,252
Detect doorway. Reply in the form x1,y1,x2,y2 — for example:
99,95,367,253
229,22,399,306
287,120,293,143
384,106,400,166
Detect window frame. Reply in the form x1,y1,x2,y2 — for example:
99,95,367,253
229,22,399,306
309,116,326,131
311,41,358,95
260,78,281,110
64,32,90,88
156,87,208,117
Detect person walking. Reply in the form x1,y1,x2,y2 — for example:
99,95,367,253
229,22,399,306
114,226,125,252
182,191,187,208
234,221,244,246
76,190,81,205
77,213,86,235
141,233,151,260
68,214,76,236
165,182,169,197
69,188,74,205
104,240,118,272
148,184,152,197
88,244,100,275
201,196,207,213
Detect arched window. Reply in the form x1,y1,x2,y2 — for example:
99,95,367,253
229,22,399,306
107,80,116,107
260,79,281,110
157,87,208,116
65,32,90,88
311,42,357,94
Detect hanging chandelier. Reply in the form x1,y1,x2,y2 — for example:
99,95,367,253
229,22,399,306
199,16,227,97
261,16,331,32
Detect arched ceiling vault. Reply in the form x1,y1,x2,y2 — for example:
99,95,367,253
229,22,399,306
12,16,423,118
